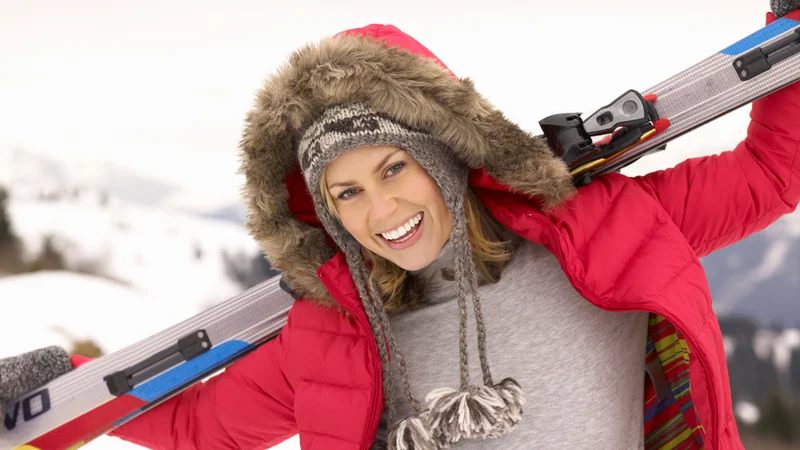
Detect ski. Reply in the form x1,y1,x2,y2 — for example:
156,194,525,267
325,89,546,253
540,11,800,185
2,11,800,450
1,276,296,450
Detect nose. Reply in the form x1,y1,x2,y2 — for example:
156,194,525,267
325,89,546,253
368,187,398,223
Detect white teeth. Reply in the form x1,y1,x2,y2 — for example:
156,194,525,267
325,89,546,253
381,213,423,241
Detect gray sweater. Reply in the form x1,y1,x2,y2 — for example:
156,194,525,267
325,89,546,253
377,239,649,449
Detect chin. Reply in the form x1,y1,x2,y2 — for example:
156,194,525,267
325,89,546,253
396,259,428,272
391,250,440,272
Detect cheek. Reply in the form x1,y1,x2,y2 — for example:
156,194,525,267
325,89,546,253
338,207,371,241
419,178,450,218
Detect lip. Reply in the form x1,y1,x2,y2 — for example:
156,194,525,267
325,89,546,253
378,213,425,251
376,212,423,235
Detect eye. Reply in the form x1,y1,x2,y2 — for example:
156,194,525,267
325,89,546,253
385,161,406,177
337,188,359,200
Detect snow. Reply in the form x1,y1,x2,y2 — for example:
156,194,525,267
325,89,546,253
712,237,793,316
753,329,777,361
722,336,736,360
748,328,800,372
770,329,800,372
0,271,300,449
0,271,186,356
7,195,260,308
735,401,761,425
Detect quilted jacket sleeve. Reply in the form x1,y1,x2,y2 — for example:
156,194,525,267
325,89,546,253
633,11,800,258
108,323,297,450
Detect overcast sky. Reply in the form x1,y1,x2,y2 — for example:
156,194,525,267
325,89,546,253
0,0,776,210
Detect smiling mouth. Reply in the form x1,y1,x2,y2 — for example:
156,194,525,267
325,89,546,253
377,212,423,243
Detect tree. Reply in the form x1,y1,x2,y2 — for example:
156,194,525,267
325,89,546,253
0,186,17,244
757,391,796,443
50,325,104,358
222,250,279,289
0,185,24,274
27,235,66,272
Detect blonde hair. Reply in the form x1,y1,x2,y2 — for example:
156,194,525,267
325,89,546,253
320,168,515,313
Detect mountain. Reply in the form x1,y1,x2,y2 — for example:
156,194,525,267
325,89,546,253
0,146,277,305
0,147,180,207
0,147,249,224
6,194,268,308
196,202,248,225
703,212,800,328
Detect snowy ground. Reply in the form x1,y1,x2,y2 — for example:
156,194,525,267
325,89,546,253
7,193,261,309
0,271,300,449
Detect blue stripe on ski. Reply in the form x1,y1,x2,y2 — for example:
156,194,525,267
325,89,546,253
129,340,251,403
112,340,252,426
721,18,800,56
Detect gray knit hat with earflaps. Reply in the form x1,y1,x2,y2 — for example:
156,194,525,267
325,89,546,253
298,103,525,449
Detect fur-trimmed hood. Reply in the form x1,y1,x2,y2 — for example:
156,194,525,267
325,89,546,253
238,24,576,307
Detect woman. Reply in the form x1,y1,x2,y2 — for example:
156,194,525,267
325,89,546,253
3,5,800,450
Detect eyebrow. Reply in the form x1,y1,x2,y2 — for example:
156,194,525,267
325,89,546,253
327,149,404,189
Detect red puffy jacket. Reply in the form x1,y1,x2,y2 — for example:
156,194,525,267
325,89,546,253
110,12,800,450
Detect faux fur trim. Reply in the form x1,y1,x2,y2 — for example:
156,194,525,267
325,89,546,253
238,30,576,307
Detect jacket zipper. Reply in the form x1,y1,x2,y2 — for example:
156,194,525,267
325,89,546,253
525,213,720,447
318,270,382,449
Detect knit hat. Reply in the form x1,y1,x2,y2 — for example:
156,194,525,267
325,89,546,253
298,103,525,449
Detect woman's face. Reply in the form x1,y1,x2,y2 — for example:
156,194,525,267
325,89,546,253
324,145,453,271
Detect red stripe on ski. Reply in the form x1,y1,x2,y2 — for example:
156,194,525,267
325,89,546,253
25,395,146,450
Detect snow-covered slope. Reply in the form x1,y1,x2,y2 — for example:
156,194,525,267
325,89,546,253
0,272,187,359
7,193,262,309
703,212,800,328
0,147,181,208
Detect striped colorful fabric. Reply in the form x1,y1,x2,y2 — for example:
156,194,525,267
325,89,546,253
643,314,705,450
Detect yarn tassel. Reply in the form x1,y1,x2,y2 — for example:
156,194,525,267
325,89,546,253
388,412,441,450
424,377,525,445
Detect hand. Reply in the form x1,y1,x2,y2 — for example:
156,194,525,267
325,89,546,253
771,0,800,17
0,346,72,432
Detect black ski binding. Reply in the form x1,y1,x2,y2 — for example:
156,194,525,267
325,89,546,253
539,89,661,186
104,329,212,396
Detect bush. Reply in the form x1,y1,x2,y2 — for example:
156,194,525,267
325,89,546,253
757,391,796,443
26,235,67,272
50,325,105,358
0,185,25,274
